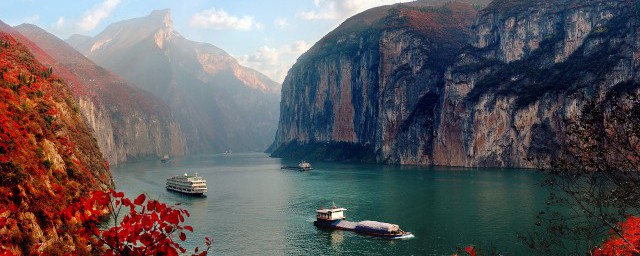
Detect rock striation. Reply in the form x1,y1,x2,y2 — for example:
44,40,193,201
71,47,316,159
272,0,640,167
272,1,478,163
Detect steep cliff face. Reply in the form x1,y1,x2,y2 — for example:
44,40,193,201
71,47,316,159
0,32,112,254
432,0,640,167
67,9,280,153
272,2,478,162
12,24,186,164
274,0,640,167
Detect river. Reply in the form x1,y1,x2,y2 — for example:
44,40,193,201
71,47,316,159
111,153,548,255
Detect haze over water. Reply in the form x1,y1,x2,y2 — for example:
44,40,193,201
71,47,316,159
112,153,548,255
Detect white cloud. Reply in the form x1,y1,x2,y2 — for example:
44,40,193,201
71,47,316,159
274,18,289,29
238,40,311,83
191,8,261,31
52,17,65,29
299,0,411,20
76,0,121,31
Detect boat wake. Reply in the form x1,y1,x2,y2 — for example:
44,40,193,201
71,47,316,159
391,233,415,240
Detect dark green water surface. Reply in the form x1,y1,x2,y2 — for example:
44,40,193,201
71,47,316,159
111,153,548,255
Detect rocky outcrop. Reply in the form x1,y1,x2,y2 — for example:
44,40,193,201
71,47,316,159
76,97,185,164
12,24,186,164
273,0,640,167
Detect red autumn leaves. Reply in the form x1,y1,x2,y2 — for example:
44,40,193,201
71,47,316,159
594,216,640,256
61,189,211,255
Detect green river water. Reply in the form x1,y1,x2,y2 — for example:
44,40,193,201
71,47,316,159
111,153,549,255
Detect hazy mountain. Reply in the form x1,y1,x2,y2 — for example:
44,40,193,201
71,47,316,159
10,23,186,164
66,9,280,153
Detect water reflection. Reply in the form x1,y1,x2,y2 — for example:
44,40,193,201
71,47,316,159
330,230,344,249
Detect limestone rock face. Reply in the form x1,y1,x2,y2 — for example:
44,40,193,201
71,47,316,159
433,0,638,167
272,2,478,163
273,0,640,167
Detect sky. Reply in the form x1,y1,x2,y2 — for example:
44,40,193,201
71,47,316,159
3,0,413,83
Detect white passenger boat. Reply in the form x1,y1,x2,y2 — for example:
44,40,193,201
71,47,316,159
166,173,207,196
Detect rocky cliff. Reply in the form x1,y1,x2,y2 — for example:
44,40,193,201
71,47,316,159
0,31,112,254
432,0,640,167
67,9,280,153
272,0,640,167
12,24,186,164
272,1,478,162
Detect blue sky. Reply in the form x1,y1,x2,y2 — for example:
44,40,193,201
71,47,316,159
3,0,410,83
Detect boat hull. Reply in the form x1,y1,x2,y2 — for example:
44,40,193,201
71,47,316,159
166,187,206,196
280,166,313,171
314,219,412,239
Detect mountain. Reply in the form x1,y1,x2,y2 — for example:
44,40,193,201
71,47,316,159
272,0,640,167
271,1,478,163
0,31,112,254
66,9,280,153
10,23,186,164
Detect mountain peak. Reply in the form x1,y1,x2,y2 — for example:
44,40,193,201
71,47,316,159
147,9,174,49
149,9,173,29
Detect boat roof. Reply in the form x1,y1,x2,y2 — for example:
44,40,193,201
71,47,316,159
316,207,347,213
168,173,205,179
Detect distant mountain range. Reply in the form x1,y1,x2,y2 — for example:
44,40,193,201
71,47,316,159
66,9,280,153
3,22,187,164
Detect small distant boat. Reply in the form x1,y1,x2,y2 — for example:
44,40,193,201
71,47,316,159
281,160,313,171
224,150,232,157
166,173,207,196
161,155,170,163
313,203,414,239
298,160,312,170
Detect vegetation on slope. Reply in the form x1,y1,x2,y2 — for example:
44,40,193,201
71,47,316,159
0,31,112,253
0,31,209,255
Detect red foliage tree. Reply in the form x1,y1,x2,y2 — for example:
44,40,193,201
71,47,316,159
62,189,211,255
457,246,478,256
594,216,640,256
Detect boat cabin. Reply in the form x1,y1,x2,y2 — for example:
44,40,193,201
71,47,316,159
316,206,347,221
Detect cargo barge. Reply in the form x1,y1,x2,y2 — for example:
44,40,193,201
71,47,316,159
313,204,414,239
